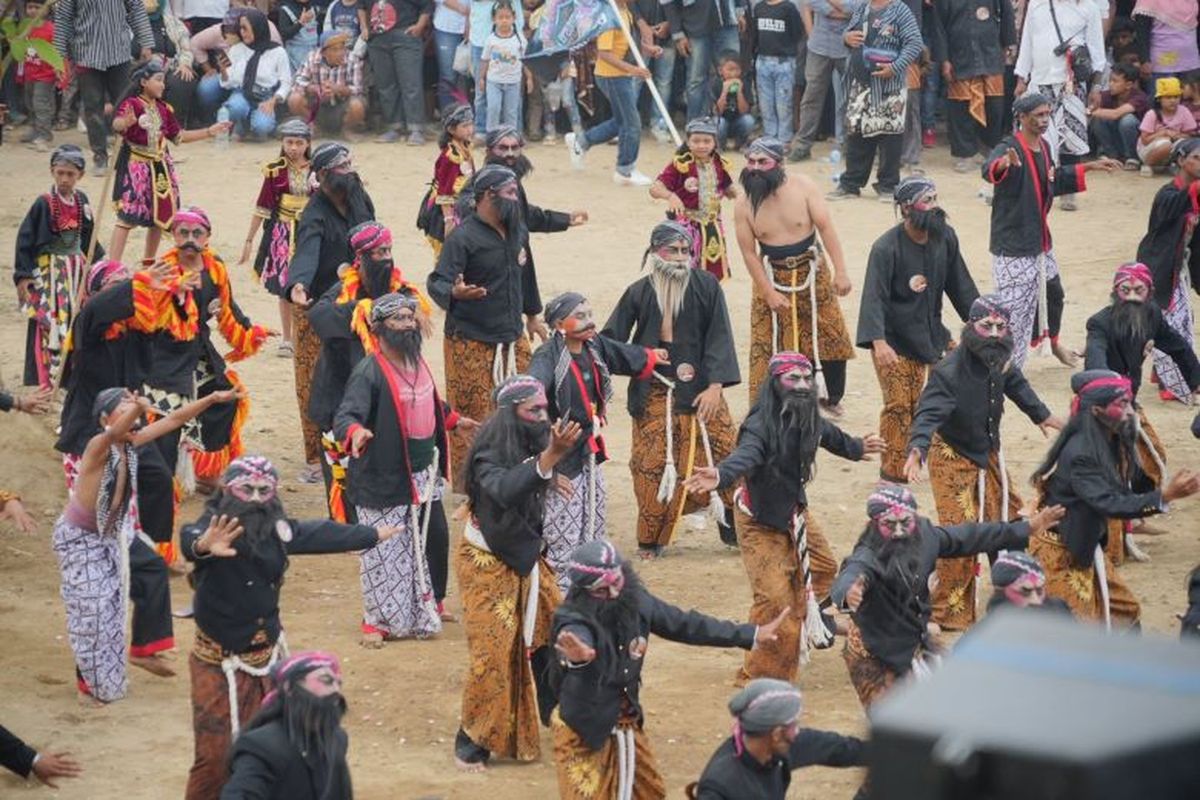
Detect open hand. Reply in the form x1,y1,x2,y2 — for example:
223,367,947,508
1002,147,1021,170
903,448,925,484
552,473,574,499
145,260,176,291
376,524,402,541
753,606,791,646
554,630,596,664
451,273,487,301
32,751,82,788
682,466,719,495
861,433,886,456
350,427,374,457
1163,469,1200,503
199,514,244,557
14,386,53,415
546,419,583,459
692,385,722,424
846,576,866,611
1,497,37,533
1028,504,1065,536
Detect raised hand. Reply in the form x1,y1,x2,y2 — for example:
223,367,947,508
199,514,244,557
554,630,596,664
451,273,487,301
15,386,53,415
1163,469,1200,503
546,419,583,460
753,606,792,646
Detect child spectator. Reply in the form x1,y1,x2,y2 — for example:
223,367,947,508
1089,61,1150,168
279,0,326,71
1182,70,1200,126
1138,76,1197,174
325,0,368,57
478,0,526,133
16,0,63,150
751,0,802,143
711,50,755,149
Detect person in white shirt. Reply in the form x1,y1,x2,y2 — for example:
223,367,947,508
219,8,292,138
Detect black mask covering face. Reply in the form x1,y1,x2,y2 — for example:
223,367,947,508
361,257,393,299
323,170,371,220
906,206,948,238
496,194,522,234
518,418,550,454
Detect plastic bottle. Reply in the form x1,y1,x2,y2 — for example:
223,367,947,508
828,148,842,165
215,106,230,150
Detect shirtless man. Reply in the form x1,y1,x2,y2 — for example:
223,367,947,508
734,137,856,414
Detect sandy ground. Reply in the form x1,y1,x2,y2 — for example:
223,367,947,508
1,128,1198,800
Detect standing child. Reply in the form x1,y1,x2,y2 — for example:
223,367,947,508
279,0,326,71
325,0,369,57
417,104,476,255
712,51,757,150
751,0,803,143
478,0,526,134
239,119,313,358
1138,77,1198,174
16,0,62,150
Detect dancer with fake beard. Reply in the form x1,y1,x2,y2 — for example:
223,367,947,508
1030,370,1200,629
286,142,376,482
831,483,1063,709
856,176,979,482
904,295,1063,630
180,456,398,800
417,104,476,257
548,540,789,800
428,165,547,487
308,221,430,522
733,137,855,413
1084,262,1200,565
1136,137,1200,403
983,92,1118,369
649,117,738,281
53,387,239,706
453,375,581,772
685,352,885,683
528,292,664,591
335,293,478,643
223,651,354,799
602,222,741,557
985,551,1070,615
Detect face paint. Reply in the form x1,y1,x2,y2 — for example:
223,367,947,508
174,225,210,253
300,666,342,698
973,314,1008,339
656,242,692,265
367,244,392,262
587,569,626,600
1115,280,1149,303
745,153,778,171
910,190,939,211
875,510,916,539
494,180,519,201
777,366,813,392
516,392,549,423
1003,573,1047,607
1099,394,1133,423
491,136,522,159
560,302,597,341
228,480,278,503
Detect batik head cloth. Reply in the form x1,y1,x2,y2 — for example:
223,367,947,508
261,650,342,707
1070,369,1132,416
566,540,626,591
1013,92,1051,116
486,125,522,149
544,292,587,327
745,136,785,163
131,55,168,85
223,455,280,494
86,260,129,298
443,103,474,130
991,551,1045,588
368,291,419,327
768,351,813,378
173,206,211,231
472,164,517,194
494,374,545,407
93,387,130,421
349,220,391,255
968,293,1011,323
867,482,919,521
1112,262,1153,292
1171,137,1200,164
894,175,936,207
310,141,351,174
729,679,803,736
649,220,693,250
277,117,311,139
686,116,719,137
50,143,86,171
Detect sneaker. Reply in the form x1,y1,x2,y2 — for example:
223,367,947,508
1139,164,1154,177
406,130,426,146
953,159,973,173
613,169,652,187
376,127,402,143
77,116,87,133
93,155,108,177
826,186,859,201
877,189,895,203
921,128,936,148
651,126,672,144
18,128,39,144
1058,194,1077,211
543,128,557,144
788,146,812,162
1124,158,1141,171
53,118,71,131
565,132,586,170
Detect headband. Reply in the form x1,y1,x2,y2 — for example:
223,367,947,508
93,387,130,421
768,351,813,378
565,540,626,591
1013,92,1050,116
349,220,391,255
866,482,918,521
443,103,475,130
1069,370,1132,416
1172,137,1200,164
131,56,168,86
685,116,719,137
544,292,587,327
991,551,1045,588
173,206,211,231
494,374,545,406
369,291,420,327
223,455,279,492
894,175,936,207
1112,262,1153,292
86,260,129,298
968,293,1011,323
649,220,693,250
260,650,342,708
50,143,86,171
745,136,785,163
310,141,351,174
729,679,803,755
472,164,517,194
277,117,312,139
486,125,523,149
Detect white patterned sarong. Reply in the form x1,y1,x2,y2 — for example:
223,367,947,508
1152,266,1196,401
1037,82,1089,164
542,458,607,594
991,249,1061,370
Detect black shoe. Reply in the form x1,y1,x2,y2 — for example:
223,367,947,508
717,506,738,547
454,728,490,765
93,154,108,177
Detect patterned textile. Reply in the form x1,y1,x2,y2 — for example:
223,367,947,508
1029,531,1141,627
454,538,559,761
946,74,1004,127
543,458,607,595
293,307,323,464
23,249,86,388
748,255,855,400
1151,264,1196,401
184,653,271,800
991,249,1061,370
928,435,1024,631
551,711,666,800
260,218,296,296
1104,409,1166,566
1036,82,1090,162
845,73,908,139
628,381,736,548
842,619,896,710
873,353,930,481
114,149,180,230
443,334,532,490
357,471,443,639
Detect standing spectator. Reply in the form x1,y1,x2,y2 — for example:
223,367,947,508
478,0,525,134
287,31,368,134
433,0,469,113
1014,0,1106,211
664,0,743,122
791,0,862,160
326,0,368,43
635,0,677,142
278,0,326,71
16,0,61,151
1137,76,1197,173
1132,0,1198,84
752,0,804,143
468,0,525,143
828,0,923,202
897,0,930,173
54,0,156,175
566,0,653,186
368,0,433,144
141,0,198,128
712,50,756,147
219,8,291,139
931,0,1017,173
175,0,230,34
1088,61,1149,167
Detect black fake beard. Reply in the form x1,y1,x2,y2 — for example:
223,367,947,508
284,688,348,786
1111,297,1155,344
519,418,550,453
1099,412,1138,449
875,529,923,589
378,327,423,365
362,258,394,299
907,207,948,238
497,196,522,234
323,171,370,220
962,325,1014,373
560,564,644,682
214,493,287,546
739,166,786,214
486,151,532,180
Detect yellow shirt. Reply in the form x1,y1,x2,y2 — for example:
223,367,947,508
593,8,632,79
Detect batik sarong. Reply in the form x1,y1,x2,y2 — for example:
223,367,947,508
873,353,930,481
113,148,180,230
543,457,607,594
628,381,736,548
1104,409,1166,566
1152,265,1196,401
991,248,1060,370
928,435,1023,631
842,619,896,710
551,710,666,800
257,217,297,297
1036,82,1089,163
357,469,443,639
293,307,323,464
1029,531,1140,628
23,242,86,387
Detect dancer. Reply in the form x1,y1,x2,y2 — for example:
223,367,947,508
528,292,663,590
831,483,1062,708
238,118,313,357
108,57,231,264
549,540,788,799
685,352,885,683
417,104,476,256
453,375,580,772
649,117,738,281
985,551,1068,614
181,456,395,800
14,144,103,389
335,293,476,644
855,176,979,482
602,221,741,557
733,137,854,412
904,294,1063,630
0,724,81,787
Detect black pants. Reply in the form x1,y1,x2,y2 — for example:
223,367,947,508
823,359,847,406
184,16,223,34
946,95,1004,158
129,536,174,652
424,499,449,604
78,62,131,161
164,70,197,128
136,443,175,543
1031,275,1066,341
154,428,182,479
839,132,901,194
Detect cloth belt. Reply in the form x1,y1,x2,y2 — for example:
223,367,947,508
222,631,289,738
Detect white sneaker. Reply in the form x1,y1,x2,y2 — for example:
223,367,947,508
613,169,653,187
565,132,585,170
651,126,672,144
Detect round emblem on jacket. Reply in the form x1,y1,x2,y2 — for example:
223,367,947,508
517,248,528,266
676,363,695,382
684,176,700,193
628,636,648,660
138,113,152,130
975,6,990,20
909,274,928,293
208,298,222,315
276,520,293,543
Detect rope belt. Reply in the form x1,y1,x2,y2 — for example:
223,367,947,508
222,631,289,738
464,517,539,648
1093,544,1112,632
491,341,518,388
1036,252,1051,357
652,372,723,521
586,451,598,540
613,725,637,800
768,246,828,399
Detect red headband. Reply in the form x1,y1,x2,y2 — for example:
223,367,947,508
173,207,211,231
1113,262,1153,292
1070,376,1132,416
350,222,392,255
768,351,813,378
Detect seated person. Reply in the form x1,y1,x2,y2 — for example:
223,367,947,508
286,30,366,136
711,51,756,150
1138,77,1198,174
1089,63,1150,167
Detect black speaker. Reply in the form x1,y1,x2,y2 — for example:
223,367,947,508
867,610,1200,800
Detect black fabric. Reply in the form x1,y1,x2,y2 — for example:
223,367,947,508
0,392,12,413
182,512,378,653
1135,179,1200,309
305,282,368,430
1031,273,1066,340
839,132,902,195
855,224,979,363
928,0,1015,79
1182,568,1200,640
694,728,867,800
517,175,571,277
128,535,173,648
465,447,549,576
662,0,737,38
221,718,352,800
983,134,1083,257
1084,304,1200,400
601,270,741,418
946,94,1005,158
553,589,755,751
907,345,1050,468
135,442,175,543
751,1,804,59
0,725,37,780
425,500,449,602
427,214,539,344
822,359,846,406
287,188,377,302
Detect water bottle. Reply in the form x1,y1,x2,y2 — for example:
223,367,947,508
215,106,230,150
828,148,842,165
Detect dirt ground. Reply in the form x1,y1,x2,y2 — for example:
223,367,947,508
1,129,1198,800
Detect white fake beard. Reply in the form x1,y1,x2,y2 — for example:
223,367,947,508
648,254,691,322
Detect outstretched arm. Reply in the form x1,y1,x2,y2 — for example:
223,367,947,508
131,389,242,448
645,592,758,649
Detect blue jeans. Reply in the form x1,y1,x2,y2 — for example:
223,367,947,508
684,25,740,121
718,113,755,148
756,55,795,141
225,90,278,138
561,75,584,133
486,80,520,130
433,29,464,112
1089,113,1140,161
471,45,487,129
920,69,940,131
648,46,676,130
196,73,229,119
584,75,641,175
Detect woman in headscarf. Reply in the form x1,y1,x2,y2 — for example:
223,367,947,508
218,8,292,139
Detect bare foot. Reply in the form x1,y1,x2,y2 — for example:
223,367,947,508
1130,518,1170,536
439,608,460,623
360,631,384,649
130,654,177,677
1051,340,1081,367
454,756,487,773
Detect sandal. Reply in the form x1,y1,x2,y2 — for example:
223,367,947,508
276,340,294,358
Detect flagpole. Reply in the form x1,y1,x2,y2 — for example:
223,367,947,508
604,0,683,147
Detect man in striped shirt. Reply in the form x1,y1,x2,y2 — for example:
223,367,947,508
54,0,155,175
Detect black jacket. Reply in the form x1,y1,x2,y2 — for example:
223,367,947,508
694,728,867,800
517,180,571,278
1135,177,1200,309
983,134,1085,258
663,0,741,39
222,719,351,800
286,188,376,302
907,346,1050,468
554,590,755,750
1084,304,1200,401
183,511,379,653
468,446,550,575
306,280,368,431
929,0,1016,79
0,725,36,780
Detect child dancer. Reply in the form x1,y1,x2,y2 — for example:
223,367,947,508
416,103,476,256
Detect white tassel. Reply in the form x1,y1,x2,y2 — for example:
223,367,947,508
768,245,827,399
803,589,832,652
1036,253,1051,357
814,369,829,402
697,417,726,523
1124,533,1151,563
222,632,287,738
909,650,941,682
657,464,677,504
654,374,677,503
176,441,196,496
1093,544,1112,632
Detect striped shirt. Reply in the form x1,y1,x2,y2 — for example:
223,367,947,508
54,0,155,70
846,0,923,102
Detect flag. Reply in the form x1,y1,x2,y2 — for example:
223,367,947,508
522,0,621,84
